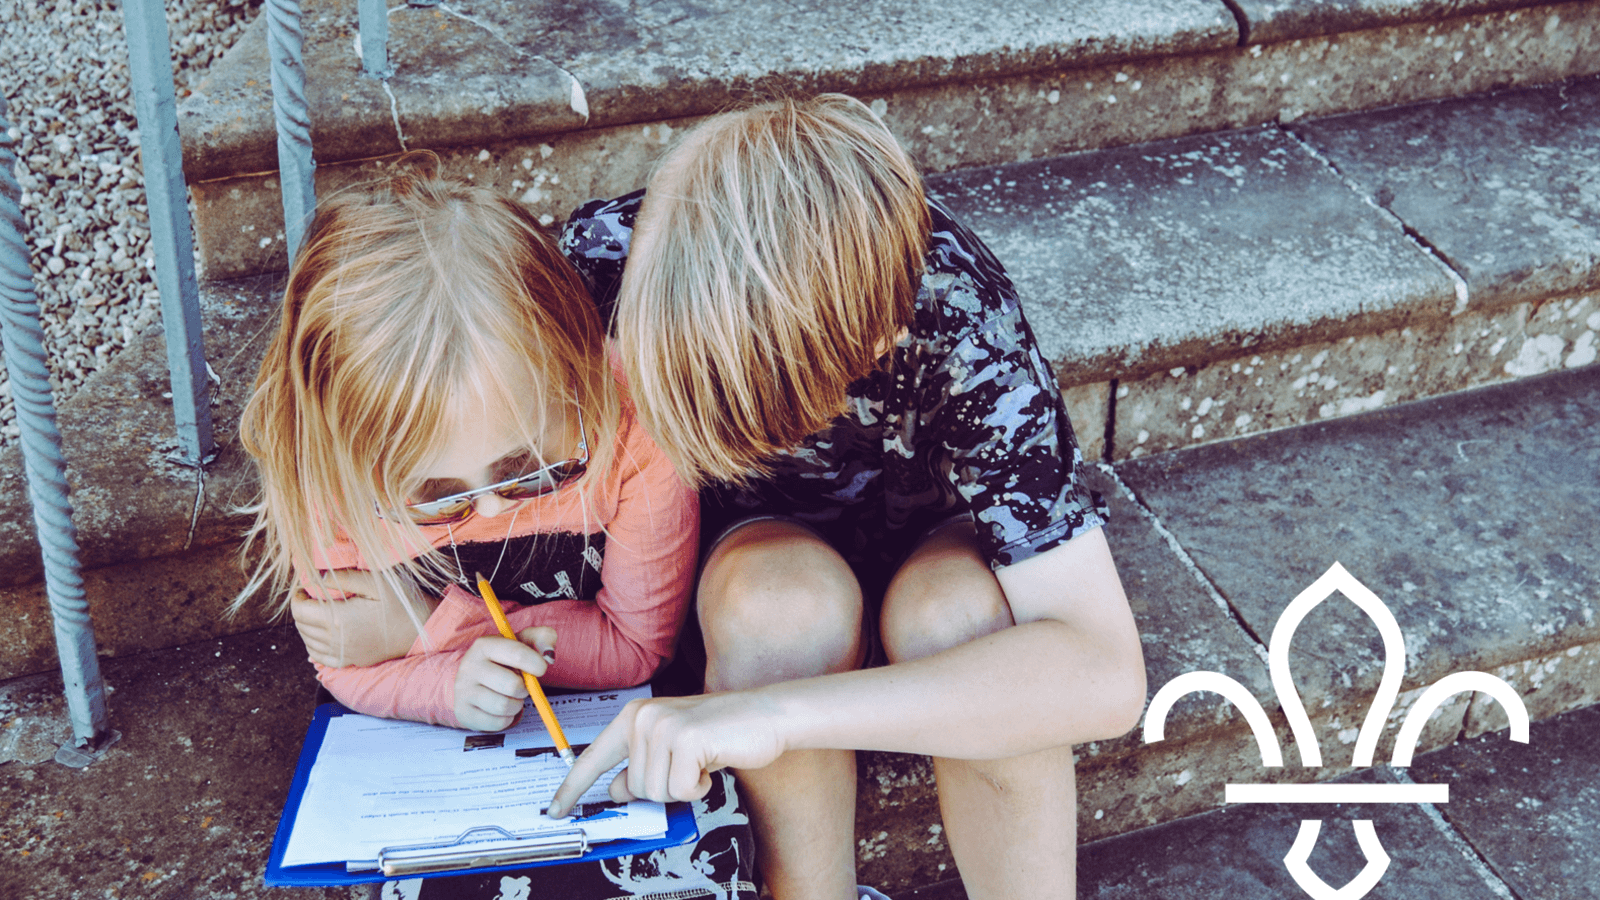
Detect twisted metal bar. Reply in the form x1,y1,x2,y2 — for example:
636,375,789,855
122,0,215,466
0,96,111,750
358,0,393,79
266,0,317,261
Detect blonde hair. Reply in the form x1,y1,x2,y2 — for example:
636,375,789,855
234,170,619,616
617,93,930,487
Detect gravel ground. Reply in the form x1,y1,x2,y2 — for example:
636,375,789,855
1,0,262,447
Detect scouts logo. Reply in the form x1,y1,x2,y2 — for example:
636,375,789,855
1142,563,1530,900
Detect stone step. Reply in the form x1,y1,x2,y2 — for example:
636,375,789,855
179,0,1600,280
934,72,1600,462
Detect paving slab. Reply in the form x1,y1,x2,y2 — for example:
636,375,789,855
1293,73,1600,309
927,125,1457,385
1078,767,1511,898
1410,701,1600,899
1116,364,1600,770
0,624,349,900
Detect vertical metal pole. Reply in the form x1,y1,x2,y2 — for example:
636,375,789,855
265,0,317,261
0,96,113,756
358,0,393,79
121,0,215,466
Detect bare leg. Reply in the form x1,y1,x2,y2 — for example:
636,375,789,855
879,522,1078,900
699,520,865,900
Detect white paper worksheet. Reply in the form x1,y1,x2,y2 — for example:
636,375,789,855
280,685,664,868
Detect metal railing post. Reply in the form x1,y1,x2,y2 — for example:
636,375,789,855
0,96,115,763
358,0,394,79
122,0,215,466
265,0,317,261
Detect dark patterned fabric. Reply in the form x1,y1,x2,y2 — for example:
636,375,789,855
384,769,758,900
440,532,606,607
560,192,1107,589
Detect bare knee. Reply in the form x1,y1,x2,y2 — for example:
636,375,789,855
880,522,1014,664
699,521,864,690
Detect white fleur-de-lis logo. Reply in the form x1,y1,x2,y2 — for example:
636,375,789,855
1143,562,1530,900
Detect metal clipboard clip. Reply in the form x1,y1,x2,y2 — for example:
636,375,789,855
346,825,590,877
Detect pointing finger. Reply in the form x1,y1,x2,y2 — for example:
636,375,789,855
548,701,638,817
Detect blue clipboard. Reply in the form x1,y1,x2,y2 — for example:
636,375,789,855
265,702,698,887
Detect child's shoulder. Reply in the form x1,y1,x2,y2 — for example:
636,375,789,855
914,198,1023,340
601,354,674,477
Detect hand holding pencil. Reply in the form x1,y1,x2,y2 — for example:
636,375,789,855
470,573,576,767
447,577,566,746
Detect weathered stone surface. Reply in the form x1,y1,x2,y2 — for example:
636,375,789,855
1409,701,1600,900
191,118,693,284
179,0,1237,180
1232,0,1554,44
0,276,278,590
855,751,953,892
1294,73,1600,308
1081,719,1308,843
193,3,1600,280
189,5,1600,281
1113,293,1600,459
0,626,345,900
1461,639,1600,738
1089,466,1273,748
0,277,280,681
1116,365,1600,771
1079,768,1511,898
0,540,273,683
1061,381,1111,463
928,127,1455,384
881,2,1600,182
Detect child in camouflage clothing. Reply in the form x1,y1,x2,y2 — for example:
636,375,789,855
552,94,1146,900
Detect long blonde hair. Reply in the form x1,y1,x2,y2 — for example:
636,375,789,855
234,171,619,616
616,94,931,487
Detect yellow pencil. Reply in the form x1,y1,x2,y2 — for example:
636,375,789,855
475,572,575,767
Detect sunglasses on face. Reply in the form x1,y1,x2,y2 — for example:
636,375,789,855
397,404,590,526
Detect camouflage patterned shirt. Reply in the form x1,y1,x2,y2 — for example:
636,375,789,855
560,191,1106,585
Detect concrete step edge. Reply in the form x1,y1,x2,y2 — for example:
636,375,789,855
184,1,1600,281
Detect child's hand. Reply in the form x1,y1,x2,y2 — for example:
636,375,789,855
292,570,436,668
546,691,787,816
453,627,559,732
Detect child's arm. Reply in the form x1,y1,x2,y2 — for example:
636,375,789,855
311,581,554,729
494,414,698,690
292,569,437,668
550,526,1144,813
